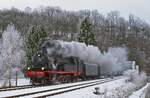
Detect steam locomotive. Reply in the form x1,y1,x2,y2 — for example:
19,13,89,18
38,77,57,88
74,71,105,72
25,41,101,85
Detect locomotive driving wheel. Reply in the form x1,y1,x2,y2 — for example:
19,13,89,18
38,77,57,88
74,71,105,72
57,75,70,83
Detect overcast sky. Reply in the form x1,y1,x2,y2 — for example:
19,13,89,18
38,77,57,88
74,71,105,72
0,0,150,24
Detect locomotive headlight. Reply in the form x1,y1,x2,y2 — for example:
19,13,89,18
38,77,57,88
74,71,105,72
38,54,40,57
27,67,30,70
41,67,44,70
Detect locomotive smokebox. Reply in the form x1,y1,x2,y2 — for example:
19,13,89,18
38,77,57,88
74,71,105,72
40,40,62,57
32,50,49,67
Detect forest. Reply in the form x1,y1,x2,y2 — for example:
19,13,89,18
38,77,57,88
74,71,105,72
0,6,150,74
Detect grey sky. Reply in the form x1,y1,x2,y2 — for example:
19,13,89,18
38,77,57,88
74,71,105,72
0,0,150,23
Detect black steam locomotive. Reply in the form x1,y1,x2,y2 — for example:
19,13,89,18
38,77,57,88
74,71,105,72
25,41,101,85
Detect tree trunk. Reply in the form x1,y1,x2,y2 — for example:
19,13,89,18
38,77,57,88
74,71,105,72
15,71,18,86
8,69,11,87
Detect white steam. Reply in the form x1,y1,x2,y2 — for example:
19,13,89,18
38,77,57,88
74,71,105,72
46,40,130,73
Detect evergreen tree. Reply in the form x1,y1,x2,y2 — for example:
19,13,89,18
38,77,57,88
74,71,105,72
25,26,47,66
78,17,96,45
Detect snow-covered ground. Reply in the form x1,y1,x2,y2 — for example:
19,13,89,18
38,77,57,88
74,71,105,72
0,78,113,97
0,77,148,98
47,77,148,98
0,78,30,87
47,78,127,98
129,83,150,98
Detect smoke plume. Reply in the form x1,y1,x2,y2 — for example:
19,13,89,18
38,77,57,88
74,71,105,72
43,40,130,73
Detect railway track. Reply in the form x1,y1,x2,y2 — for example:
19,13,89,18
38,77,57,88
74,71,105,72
25,78,119,98
1,77,122,98
0,79,101,92
0,83,66,92
0,85,34,92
